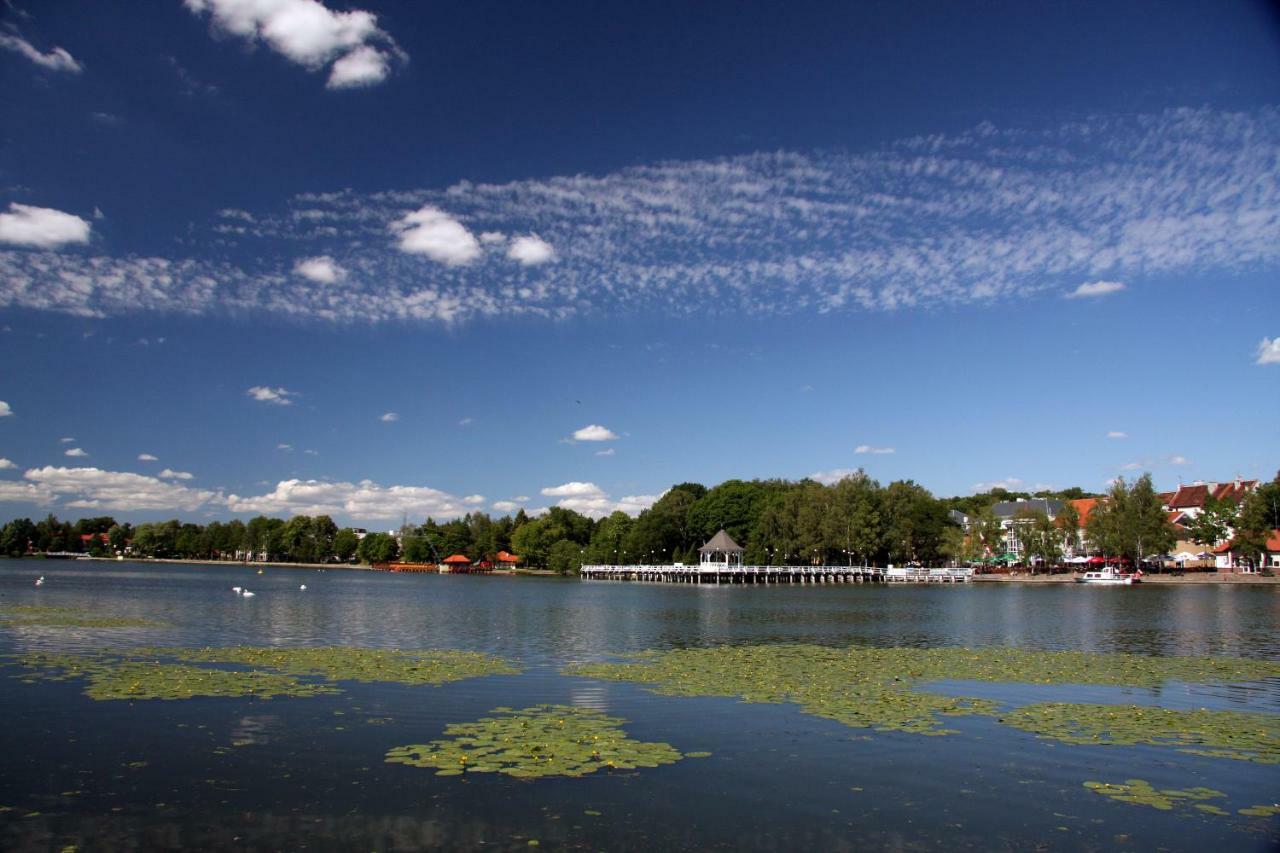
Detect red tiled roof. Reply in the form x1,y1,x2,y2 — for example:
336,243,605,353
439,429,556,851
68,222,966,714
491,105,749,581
1167,484,1209,509
1069,498,1097,528
442,554,472,564
495,551,520,563
1211,480,1258,503
1215,529,1280,554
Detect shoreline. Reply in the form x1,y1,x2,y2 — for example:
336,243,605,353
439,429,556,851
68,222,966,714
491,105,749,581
972,573,1279,584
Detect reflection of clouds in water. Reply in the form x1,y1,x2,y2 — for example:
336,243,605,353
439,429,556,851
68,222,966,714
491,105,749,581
230,714,280,747
569,683,610,712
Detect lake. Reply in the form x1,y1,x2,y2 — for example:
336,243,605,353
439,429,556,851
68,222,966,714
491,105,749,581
1,560,1277,851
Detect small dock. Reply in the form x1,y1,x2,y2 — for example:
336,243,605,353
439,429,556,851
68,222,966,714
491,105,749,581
580,564,886,584
885,567,973,583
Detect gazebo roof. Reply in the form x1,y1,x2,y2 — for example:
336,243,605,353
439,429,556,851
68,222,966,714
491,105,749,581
698,529,743,554
442,554,472,564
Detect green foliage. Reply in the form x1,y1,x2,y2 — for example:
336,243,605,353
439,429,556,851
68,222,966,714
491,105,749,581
1233,473,1280,566
1184,495,1237,557
332,527,360,561
1087,474,1175,562
385,704,684,778
1082,779,1226,811
547,539,584,575
357,532,399,563
567,644,1280,747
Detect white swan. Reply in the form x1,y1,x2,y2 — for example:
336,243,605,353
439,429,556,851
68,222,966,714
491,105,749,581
34,578,44,586
231,586,243,594
299,584,307,590
242,590,256,597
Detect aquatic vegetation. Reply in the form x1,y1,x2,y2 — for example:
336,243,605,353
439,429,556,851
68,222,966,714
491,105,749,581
1082,779,1225,811
1006,703,1280,764
0,605,166,629
161,645,518,685
386,704,684,778
9,646,519,701
1237,804,1280,817
566,644,1280,743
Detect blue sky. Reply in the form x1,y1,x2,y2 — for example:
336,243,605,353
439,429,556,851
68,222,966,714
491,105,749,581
1,0,1277,526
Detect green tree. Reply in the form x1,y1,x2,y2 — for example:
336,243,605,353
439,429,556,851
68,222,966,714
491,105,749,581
1055,500,1081,556
1233,474,1280,568
1184,495,1236,566
586,511,634,564
547,538,585,575
2,518,36,556
1013,509,1063,571
1087,474,1175,566
881,480,950,565
333,528,360,562
357,532,399,564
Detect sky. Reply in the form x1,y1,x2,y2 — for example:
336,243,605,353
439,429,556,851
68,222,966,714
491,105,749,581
0,0,1278,528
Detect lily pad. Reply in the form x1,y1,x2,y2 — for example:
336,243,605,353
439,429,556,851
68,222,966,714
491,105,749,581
1082,779,1225,811
386,704,683,778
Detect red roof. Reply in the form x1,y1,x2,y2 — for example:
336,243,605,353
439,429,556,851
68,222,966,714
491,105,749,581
1211,480,1258,503
1214,529,1280,554
1167,484,1209,510
495,550,520,563
1069,498,1097,528
442,554,472,564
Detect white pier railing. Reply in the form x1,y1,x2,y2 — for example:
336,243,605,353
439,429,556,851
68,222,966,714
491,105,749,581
580,564,887,584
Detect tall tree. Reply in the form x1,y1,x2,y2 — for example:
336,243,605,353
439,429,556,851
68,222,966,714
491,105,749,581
1184,495,1236,565
1233,474,1280,568
1087,474,1175,565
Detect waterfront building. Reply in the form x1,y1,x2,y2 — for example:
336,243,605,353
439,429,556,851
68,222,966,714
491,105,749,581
698,529,744,569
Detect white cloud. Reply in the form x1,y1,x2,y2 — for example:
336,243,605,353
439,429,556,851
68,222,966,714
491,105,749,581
59,437,75,443
1170,455,1190,466
0,32,82,73
0,401,11,417
225,478,468,520
572,424,619,442
0,203,91,248
158,469,194,480
479,231,506,245
379,412,399,422
463,494,485,505
491,500,518,513
541,482,604,498
20,465,216,512
1107,431,1128,439
1256,337,1280,366
457,417,474,427
513,495,529,502
595,448,615,457
326,44,391,89
293,255,345,284
972,478,1024,492
810,468,859,486
277,443,293,451
507,234,555,266
138,453,159,461
3,108,1279,326
1067,280,1126,299
391,205,481,266
0,458,16,470
854,445,894,455
64,447,88,458
247,385,298,406
184,0,403,89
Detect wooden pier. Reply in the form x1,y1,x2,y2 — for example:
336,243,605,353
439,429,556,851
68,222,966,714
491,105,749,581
580,564,887,584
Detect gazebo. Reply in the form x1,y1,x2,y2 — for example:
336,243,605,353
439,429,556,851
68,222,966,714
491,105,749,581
440,554,473,574
698,529,744,569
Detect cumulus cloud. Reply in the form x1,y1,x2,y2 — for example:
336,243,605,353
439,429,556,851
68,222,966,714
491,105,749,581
538,481,659,518
64,447,88,458
293,255,345,283
1256,337,1280,366
507,234,555,266
184,0,404,89
854,444,894,455
0,401,11,417
0,458,16,470
17,466,216,512
463,494,485,505
226,478,468,520
810,468,859,486
247,385,298,406
0,32,82,73
1107,431,1128,439
158,469,194,480
391,205,481,266
491,500,518,513
3,108,1278,325
138,453,159,461
379,412,399,422
1067,280,1126,299
0,203,91,249
572,424,619,442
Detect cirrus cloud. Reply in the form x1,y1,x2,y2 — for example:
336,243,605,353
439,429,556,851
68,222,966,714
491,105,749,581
854,444,894,455
1067,280,1126,299
0,32,82,73
247,385,298,406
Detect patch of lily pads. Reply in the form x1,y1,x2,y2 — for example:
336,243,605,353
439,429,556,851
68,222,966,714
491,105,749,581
9,646,519,701
1082,779,1226,812
0,605,166,629
565,644,1280,751
1005,702,1280,764
385,704,684,778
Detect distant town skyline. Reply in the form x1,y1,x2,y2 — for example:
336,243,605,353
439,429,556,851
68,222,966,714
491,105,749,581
1,0,1277,526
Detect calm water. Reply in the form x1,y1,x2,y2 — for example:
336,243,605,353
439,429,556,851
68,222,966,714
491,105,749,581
1,560,1277,851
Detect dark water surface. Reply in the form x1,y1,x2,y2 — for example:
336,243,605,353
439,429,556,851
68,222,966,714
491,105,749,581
1,560,1277,851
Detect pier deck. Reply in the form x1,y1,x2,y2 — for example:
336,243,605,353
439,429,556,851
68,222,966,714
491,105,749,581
580,564,974,584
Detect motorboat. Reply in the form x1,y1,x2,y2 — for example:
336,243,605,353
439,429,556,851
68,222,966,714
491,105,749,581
1075,568,1140,585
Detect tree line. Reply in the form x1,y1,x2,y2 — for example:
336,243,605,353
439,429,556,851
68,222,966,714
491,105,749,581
3,471,1276,572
